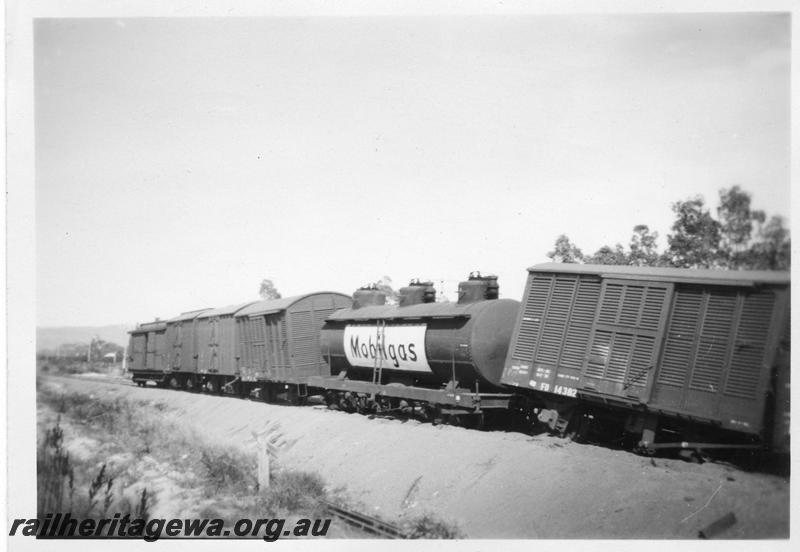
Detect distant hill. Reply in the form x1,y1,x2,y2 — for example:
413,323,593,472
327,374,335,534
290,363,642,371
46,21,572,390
37,324,134,351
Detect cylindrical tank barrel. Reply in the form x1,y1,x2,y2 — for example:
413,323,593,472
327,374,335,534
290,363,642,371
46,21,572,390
320,298,520,389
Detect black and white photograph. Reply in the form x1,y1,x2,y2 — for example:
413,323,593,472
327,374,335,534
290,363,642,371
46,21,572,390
4,0,795,547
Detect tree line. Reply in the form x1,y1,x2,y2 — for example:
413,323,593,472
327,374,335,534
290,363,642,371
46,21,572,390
547,186,790,270
259,186,788,302
38,338,125,362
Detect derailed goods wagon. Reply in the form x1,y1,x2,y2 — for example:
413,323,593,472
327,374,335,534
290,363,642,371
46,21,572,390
163,308,211,390
235,292,352,401
128,320,168,385
502,263,790,452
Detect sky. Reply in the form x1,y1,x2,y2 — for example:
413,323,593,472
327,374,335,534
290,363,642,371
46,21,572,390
34,12,790,327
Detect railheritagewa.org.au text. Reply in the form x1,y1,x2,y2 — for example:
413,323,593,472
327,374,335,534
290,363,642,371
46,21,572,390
9,513,331,541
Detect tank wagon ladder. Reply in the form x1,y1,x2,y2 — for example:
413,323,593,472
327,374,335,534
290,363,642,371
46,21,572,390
370,320,386,389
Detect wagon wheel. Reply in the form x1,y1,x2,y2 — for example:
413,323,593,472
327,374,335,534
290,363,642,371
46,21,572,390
565,421,583,443
259,386,271,403
678,449,706,463
375,396,392,414
227,380,243,398
633,442,656,456
184,375,196,392
339,393,357,413
469,412,486,430
323,390,338,409
169,375,181,389
365,397,380,414
425,405,443,425
292,393,308,406
364,397,385,419
508,396,538,433
353,395,368,414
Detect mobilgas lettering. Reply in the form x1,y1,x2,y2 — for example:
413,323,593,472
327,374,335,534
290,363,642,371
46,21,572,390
350,335,360,358
350,334,391,364
386,344,416,368
343,324,430,373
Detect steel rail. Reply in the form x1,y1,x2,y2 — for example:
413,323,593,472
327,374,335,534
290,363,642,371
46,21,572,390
322,500,407,539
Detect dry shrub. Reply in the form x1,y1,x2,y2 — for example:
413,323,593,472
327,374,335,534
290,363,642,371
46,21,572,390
37,418,75,517
262,470,326,514
200,446,257,493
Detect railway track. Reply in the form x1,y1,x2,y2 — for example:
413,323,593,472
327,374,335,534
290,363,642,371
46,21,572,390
41,372,783,470
36,371,791,538
41,372,137,387
322,500,407,539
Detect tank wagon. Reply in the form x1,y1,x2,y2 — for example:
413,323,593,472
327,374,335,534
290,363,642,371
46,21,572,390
310,273,520,422
128,319,168,385
502,263,790,453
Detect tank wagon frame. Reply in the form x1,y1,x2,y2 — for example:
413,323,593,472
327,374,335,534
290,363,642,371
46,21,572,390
310,274,519,424
502,263,790,453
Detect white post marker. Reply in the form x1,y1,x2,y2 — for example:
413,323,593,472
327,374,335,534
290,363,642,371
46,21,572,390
256,438,271,491
248,420,297,492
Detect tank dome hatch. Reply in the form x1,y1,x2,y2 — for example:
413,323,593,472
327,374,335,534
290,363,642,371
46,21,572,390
457,272,499,304
398,279,436,306
352,284,387,309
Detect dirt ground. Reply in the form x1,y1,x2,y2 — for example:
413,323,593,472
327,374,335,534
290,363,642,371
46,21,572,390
42,374,790,539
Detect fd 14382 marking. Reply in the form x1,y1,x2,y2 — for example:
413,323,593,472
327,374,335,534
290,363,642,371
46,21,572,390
528,379,577,397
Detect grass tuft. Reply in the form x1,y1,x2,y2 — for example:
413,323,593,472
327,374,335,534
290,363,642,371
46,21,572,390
262,470,327,514
200,446,257,494
405,514,465,539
